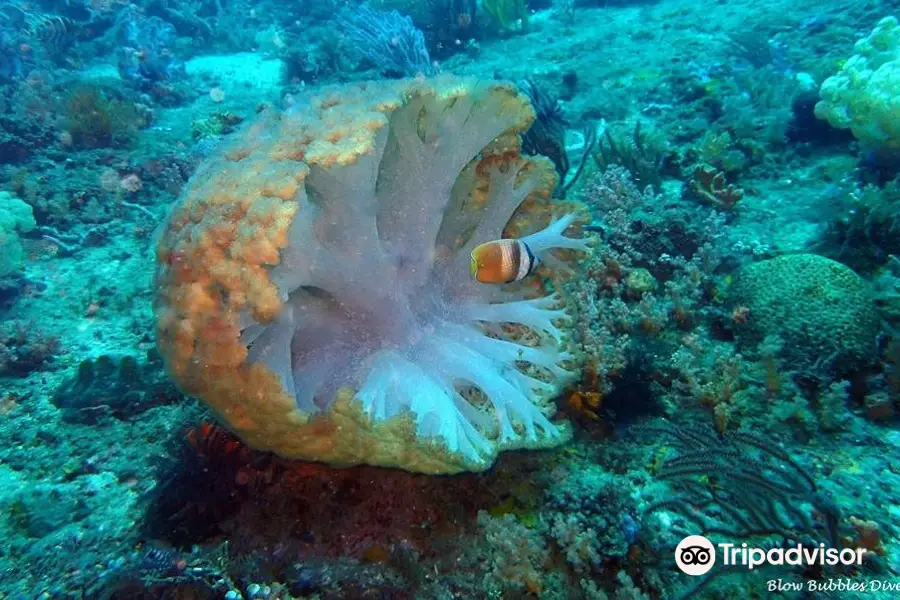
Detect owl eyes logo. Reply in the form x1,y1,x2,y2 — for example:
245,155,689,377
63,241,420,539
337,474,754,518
681,546,712,565
675,535,716,575
675,534,867,575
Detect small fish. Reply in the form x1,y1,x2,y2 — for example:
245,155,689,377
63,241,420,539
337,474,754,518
470,239,538,284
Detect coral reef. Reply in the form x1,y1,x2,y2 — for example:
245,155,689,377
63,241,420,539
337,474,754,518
2,1,900,598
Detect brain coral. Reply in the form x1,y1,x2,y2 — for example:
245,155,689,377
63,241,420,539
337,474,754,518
729,254,880,373
153,76,588,474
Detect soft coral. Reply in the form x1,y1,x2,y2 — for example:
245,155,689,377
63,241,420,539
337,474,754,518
154,76,589,473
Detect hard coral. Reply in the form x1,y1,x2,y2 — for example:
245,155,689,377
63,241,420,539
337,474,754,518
153,76,588,474
729,254,880,374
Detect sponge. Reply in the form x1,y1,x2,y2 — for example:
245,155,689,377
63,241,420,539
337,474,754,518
815,16,900,152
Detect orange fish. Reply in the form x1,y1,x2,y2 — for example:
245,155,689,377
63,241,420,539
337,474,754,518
470,239,537,284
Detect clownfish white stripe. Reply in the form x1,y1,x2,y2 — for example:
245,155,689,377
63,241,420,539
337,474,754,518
515,239,535,282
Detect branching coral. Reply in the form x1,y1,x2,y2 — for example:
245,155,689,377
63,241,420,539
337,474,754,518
153,76,588,474
564,166,726,405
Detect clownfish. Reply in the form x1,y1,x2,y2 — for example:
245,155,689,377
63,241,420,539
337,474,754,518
470,239,538,284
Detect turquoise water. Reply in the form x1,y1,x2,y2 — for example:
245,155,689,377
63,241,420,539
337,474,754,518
0,0,899,597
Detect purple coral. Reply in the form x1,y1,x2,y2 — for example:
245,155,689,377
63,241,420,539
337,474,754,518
153,77,588,473
336,5,435,77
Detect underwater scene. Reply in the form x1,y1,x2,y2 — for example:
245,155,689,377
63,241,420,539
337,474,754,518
2,0,900,597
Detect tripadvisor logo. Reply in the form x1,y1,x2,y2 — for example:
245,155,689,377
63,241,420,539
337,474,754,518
676,535,716,576
675,535,868,576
